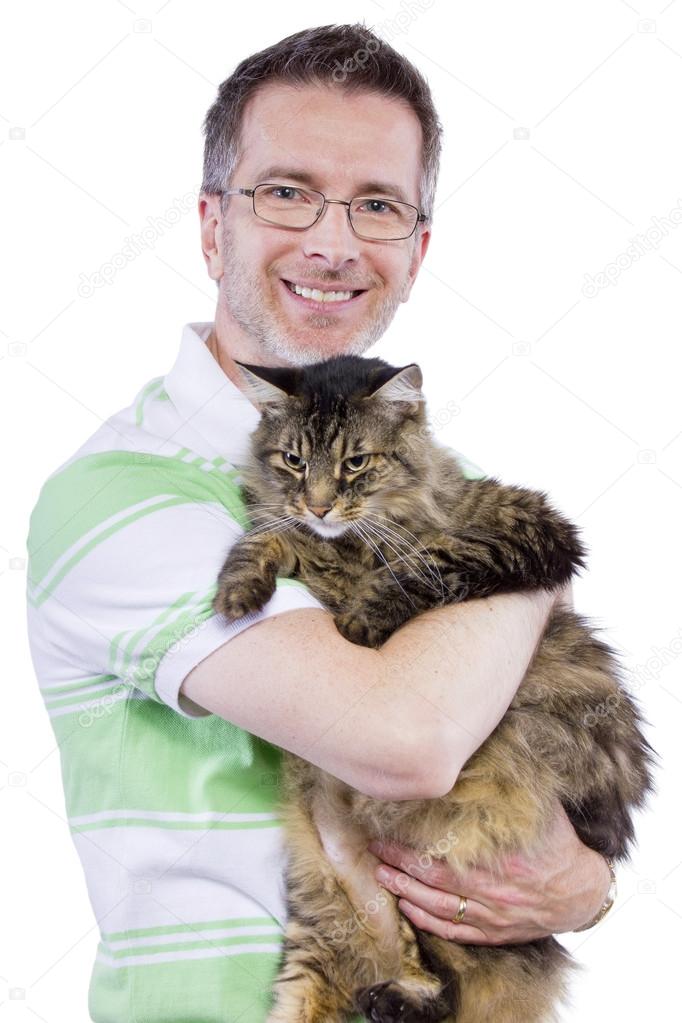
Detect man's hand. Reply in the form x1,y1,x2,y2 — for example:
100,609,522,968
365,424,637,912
367,800,612,944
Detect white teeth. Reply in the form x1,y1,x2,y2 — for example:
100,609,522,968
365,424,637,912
288,281,355,302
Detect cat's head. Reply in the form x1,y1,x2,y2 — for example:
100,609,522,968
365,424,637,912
233,355,432,540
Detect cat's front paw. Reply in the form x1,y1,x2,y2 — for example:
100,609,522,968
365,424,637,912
213,569,276,621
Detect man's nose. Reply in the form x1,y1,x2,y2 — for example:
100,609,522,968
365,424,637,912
301,201,361,267
307,504,332,519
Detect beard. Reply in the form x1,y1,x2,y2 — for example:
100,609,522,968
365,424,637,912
217,223,410,366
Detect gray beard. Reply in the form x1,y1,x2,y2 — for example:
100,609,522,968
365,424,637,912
218,233,408,366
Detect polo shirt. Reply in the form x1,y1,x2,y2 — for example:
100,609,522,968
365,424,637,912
25,320,485,1022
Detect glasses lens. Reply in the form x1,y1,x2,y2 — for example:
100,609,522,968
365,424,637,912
350,197,418,240
253,184,323,228
252,184,419,239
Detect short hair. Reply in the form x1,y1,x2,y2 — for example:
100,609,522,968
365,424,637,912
201,22,443,223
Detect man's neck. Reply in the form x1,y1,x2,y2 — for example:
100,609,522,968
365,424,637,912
205,327,258,406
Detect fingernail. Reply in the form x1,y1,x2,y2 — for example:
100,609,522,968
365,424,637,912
368,840,383,855
375,866,391,883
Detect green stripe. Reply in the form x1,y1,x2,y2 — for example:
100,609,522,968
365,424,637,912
44,681,125,710
40,673,117,696
105,932,282,960
33,497,191,607
117,591,196,677
26,450,251,588
135,377,164,427
71,817,282,833
126,584,218,697
102,916,277,941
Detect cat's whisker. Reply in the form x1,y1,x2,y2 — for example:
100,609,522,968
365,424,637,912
361,512,445,599
347,521,419,611
363,512,445,588
243,515,298,538
359,515,442,587
359,518,445,599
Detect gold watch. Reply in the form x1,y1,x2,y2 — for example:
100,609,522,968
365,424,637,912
572,855,617,932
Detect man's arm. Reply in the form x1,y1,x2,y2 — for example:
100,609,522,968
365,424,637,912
181,584,564,801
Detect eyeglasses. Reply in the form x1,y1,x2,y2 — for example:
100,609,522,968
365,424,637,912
218,182,428,241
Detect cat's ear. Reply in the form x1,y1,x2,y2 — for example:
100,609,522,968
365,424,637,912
233,361,298,406
367,363,424,405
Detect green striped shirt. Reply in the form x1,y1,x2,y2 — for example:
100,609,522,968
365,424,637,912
25,321,485,1022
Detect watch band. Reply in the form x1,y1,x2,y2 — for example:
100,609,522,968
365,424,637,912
572,855,617,932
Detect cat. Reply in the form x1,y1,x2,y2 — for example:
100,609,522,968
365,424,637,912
212,354,655,1023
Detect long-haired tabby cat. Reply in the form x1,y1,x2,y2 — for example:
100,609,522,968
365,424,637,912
213,354,655,1023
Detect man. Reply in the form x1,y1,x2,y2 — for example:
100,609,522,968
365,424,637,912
26,23,613,1023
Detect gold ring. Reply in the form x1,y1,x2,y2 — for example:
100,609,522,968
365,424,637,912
452,895,467,924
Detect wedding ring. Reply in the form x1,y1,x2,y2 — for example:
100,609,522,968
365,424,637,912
452,895,467,924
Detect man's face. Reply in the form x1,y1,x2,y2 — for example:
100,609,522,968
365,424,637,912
200,81,431,366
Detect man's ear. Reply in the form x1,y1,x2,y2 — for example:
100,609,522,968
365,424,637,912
401,226,431,303
199,193,225,283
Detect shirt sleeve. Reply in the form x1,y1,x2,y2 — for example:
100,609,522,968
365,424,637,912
25,451,330,719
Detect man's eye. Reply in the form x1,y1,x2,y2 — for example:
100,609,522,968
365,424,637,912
283,452,306,470
343,454,370,472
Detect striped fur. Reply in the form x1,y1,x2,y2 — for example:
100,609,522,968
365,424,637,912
213,354,656,1022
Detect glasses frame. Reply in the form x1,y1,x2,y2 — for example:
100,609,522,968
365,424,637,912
217,183,429,241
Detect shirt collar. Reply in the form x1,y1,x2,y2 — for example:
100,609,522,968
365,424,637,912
163,321,262,466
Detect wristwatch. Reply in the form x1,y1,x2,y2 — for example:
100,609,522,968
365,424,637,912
572,855,617,932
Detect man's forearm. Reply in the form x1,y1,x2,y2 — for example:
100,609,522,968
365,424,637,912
377,588,560,792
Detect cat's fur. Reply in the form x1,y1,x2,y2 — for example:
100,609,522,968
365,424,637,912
213,355,655,1023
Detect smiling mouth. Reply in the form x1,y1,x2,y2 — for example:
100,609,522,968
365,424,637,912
282,279,367,305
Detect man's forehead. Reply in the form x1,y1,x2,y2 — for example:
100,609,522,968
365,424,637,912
236,81,422,200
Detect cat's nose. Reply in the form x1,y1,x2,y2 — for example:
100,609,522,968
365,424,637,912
308,504,332,519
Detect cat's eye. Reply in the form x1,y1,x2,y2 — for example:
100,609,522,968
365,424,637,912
343,454,370,473
282,452,306,471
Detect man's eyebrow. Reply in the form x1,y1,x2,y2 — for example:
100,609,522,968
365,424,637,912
253,166,412,204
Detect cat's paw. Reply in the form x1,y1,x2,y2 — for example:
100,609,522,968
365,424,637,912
213,571,276,621
335,610,386,648
355,980,447,1023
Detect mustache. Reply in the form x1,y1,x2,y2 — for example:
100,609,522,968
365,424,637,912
277,270,376,290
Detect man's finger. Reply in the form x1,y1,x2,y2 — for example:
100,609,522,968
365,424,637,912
368,840,492,896
397,898,494,945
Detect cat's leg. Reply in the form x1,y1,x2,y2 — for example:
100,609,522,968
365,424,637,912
435,478,588,600
213,532,294,619
267,771,454,1023
264,916,347,1023
353,914,458,1022
411,936,576,1023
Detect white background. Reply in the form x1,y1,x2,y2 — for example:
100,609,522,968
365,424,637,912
2,1,680,1020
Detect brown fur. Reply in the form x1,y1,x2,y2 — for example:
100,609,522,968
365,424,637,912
213,355,656,1023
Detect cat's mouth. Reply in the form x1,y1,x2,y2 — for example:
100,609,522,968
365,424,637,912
300,515,349,540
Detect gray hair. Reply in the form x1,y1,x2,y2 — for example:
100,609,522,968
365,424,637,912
201,22,443,223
